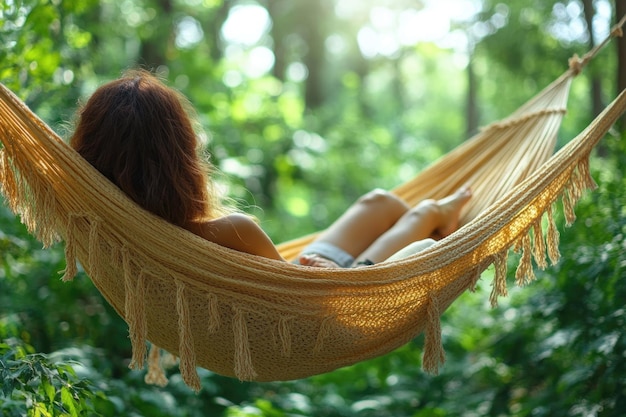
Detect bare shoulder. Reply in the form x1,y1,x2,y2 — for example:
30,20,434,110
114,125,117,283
187,214,284,261
188,213,257,244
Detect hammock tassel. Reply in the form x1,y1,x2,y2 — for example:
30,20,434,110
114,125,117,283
176,280,201,392
546,204,561,265
515,233,535,286
577,157,597,191
562,158,596,226
61,214,78,282
124,249,148,370
145,344,169,387
0,149,9,197
206,293,221,333
27,178,57,248
422,294,445,374
0,149,20,216
562,187,577,226
490,251,509,307
278,316,293,357
467,267,481,292
233,306,257,381
532,220,548,270
88,217,102,279
313,316,334,354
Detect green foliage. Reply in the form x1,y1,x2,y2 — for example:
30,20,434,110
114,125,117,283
219,129,626,416
1,0,625,415
0,338,97,416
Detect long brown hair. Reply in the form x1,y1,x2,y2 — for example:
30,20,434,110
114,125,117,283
70,70,224,226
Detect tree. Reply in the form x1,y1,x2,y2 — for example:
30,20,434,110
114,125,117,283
2,0,625,415
617,0,626,129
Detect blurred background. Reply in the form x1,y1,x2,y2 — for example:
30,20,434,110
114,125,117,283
1,0,626,415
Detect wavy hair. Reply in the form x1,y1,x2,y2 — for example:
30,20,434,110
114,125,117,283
70,70,226,226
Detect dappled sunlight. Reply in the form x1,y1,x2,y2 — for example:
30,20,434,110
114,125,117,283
221,4,271,46
2,0,626,414
217,0,486,79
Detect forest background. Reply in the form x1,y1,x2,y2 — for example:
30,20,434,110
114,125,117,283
1,0,626,415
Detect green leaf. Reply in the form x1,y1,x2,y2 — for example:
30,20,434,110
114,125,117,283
60,386,78,417
41,378,55,403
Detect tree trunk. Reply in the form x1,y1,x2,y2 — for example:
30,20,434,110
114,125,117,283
139,0,174,68
267,0,289,81
298,2,329,108
203,1,230,63
617,0,626,130
465,53,479,138
582,0,604,117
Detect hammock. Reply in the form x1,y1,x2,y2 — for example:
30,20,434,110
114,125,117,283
1,25,625,392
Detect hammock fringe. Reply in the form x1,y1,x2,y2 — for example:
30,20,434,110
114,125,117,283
0,147,58,247
532,220,548,270
88,217,102,279
61,215,78,282
313,317,334,354
126,266,148,370
489,149,598,307
515,233,536,286
233,306,258,381
278,316,294,358
490,252,509,307
423,294,445,374
206,293,221,333
176,280,201,391
145,344,169,387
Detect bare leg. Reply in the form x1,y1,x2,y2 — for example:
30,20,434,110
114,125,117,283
353,187,472,264
311,189,411,258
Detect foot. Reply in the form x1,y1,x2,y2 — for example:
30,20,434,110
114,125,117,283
433,186,472,238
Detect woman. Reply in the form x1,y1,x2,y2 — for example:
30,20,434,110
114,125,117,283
70,70,471,268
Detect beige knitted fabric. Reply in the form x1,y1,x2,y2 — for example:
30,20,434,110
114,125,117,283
1,39,625,391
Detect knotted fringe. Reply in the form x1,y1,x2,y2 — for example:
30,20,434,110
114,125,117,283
486,156,596,308
124,248,147,370
467,267,481,292
176,280,201,392
576,157,597,192
35,183,58,248
62,215,103,282
61,214,78,282
0,150,20,216
1,148,58,247
206,293,221,333
546,204,561,265
514,233,535,286
562,188,577,226
490,251,509,307
0,149,10,197
313,316,334,354
88,218,102,279
486,156,595,308
532,221,548,270
278,316,294,357
422,294,445,374
233,306,257,381
145,344,169,387
562,159,596,227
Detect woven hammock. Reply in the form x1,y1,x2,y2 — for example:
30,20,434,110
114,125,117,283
1,26,625,391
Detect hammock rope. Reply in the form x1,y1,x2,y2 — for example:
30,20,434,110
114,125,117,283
1,20,625,392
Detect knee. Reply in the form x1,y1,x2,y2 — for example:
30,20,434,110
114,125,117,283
357,189,407,213
405,199,438,221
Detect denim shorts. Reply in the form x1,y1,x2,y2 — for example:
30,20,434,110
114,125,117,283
295,241,355,268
